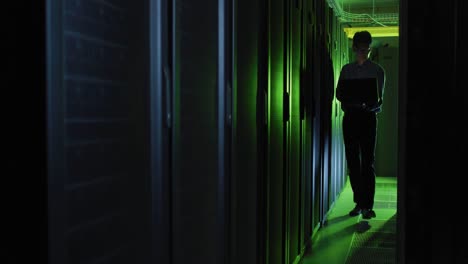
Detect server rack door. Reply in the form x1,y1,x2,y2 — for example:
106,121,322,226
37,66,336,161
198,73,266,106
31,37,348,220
310,0,324,231
150,0,172,263
301,0,315,245
257,0,270,263
47,1,66,263
333,19,347,198
338,25,349,191
281,0,307,262
330,18,338,203
171,0,229,263
316,0,331,223
284,0,292,262
322,11,333,214
323,43,333,215
231,0,261,263
47,1,152,263
286,0,303,262
267,0,286,263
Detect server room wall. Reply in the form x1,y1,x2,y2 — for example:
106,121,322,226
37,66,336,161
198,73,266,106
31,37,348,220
43,1,349,264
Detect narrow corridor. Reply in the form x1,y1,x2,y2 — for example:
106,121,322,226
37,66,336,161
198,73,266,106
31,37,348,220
302,177,397,264
8,1,468,264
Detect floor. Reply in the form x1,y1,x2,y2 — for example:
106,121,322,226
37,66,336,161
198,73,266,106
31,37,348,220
301,176,397,264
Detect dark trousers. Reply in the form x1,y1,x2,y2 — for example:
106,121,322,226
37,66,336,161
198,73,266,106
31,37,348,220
343,110,377,209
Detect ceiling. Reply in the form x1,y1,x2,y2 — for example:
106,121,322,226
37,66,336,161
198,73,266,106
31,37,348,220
327,0,400,44
339,0,399,14
328,0,400,27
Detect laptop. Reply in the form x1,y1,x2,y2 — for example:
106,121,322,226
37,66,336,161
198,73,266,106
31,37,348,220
336,78,379,105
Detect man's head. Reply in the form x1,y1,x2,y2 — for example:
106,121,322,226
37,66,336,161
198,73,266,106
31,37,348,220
352,31,372,62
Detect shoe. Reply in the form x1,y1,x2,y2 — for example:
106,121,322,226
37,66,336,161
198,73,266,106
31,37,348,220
362,209,376,219
349,205,362,216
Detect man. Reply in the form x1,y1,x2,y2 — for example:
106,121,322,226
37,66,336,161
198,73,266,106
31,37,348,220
336,30,385,219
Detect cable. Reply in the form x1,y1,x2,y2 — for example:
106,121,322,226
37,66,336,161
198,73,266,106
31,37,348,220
327,0,399,26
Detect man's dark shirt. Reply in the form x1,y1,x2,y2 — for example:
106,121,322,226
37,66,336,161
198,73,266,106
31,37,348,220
338,59,385,113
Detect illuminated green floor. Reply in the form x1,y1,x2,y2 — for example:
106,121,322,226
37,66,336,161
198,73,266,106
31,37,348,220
301,177,397,264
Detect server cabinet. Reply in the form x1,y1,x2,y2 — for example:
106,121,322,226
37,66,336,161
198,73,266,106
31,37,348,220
285,0,302,263
257,0,270,263
309,0,325,232
149,0,172,263
306,0,332,230
230,0,263,263
266,0,286,263
171,0,231,263
321,7,334,217
301,0,315,251
47,0,151,263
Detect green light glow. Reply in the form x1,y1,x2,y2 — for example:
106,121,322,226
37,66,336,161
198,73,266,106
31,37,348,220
344,26,399,38
270,62,284,123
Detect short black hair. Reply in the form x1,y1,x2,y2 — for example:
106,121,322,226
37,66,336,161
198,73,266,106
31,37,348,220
353,31,372,47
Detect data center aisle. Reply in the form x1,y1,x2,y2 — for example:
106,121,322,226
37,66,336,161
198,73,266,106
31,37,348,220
302,177,397,264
